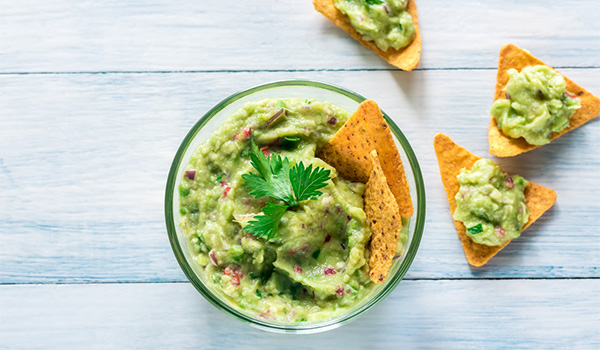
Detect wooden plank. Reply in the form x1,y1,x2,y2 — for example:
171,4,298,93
0,0,599,72
1,69,599,283
0,280,598,349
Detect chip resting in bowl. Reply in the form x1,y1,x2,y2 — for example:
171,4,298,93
318,100,412,282
318,99,413,217
433,133,557,266
364,150,402,284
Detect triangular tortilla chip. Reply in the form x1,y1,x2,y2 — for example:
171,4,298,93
434,133,557,266
313,0,421,71
365,150,401,284
489,44,600,157
318,100,413,217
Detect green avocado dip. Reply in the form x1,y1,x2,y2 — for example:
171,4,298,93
491,65,581,145
334,0,415,51
179,98,408,323
453,159,529,246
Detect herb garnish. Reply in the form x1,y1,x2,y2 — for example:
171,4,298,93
365,0,383,5
241,140,331,241
467,224,483,234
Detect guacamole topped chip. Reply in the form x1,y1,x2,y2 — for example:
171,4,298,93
454,159,529,247
491,65,581,146
313,0,421,71
489,44,600,157
333,0,415,52
434,133,557,266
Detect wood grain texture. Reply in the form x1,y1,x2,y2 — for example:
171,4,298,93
1,69,598,283
1,280,598,349
0,0,599,72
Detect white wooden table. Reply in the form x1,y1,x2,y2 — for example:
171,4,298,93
1,1,599,348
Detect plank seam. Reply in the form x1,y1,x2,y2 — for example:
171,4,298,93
0,66,599,75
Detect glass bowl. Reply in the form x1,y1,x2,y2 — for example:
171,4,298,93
165,80,425,334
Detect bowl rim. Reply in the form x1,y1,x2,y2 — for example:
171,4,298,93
164,79,426,334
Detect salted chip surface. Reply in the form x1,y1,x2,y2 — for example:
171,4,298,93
318,100,413,217
313,0,421,71
433,133,557,267
365,150,401,284
489,44,600,157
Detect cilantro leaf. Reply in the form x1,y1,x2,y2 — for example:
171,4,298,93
243,202,289,241
365,0,383,5
241,140,332,241
241,140,296,205
467,224,483,234
290,162,331,203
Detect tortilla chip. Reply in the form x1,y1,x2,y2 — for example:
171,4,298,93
318,100,413,217
365,150,402,284
433,133,557,267
489,44,600,157
313,0,421,71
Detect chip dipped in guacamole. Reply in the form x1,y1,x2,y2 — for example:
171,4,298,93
179,98,409,323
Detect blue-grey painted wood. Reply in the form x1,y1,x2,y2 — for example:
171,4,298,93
0,280,598,349
1,69,598,283
1,0,599,72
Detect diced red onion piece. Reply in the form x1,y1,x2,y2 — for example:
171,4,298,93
268,137,280,147
324,267,337,275
184,170,196,180
209,250,218,266
222,186,231,198
233,213,256,221
266,108,285,127
258,310,274,320
506,175,514,189
324,234,331,243
234,126,252,141
496,227,505,237
327,117,337,125
336,286,344,296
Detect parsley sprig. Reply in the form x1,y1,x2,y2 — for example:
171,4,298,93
241,140,331,241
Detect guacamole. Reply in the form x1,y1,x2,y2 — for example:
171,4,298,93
334,0,415,51
491,65,581,145
453,159,529,246
179,98,408,323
